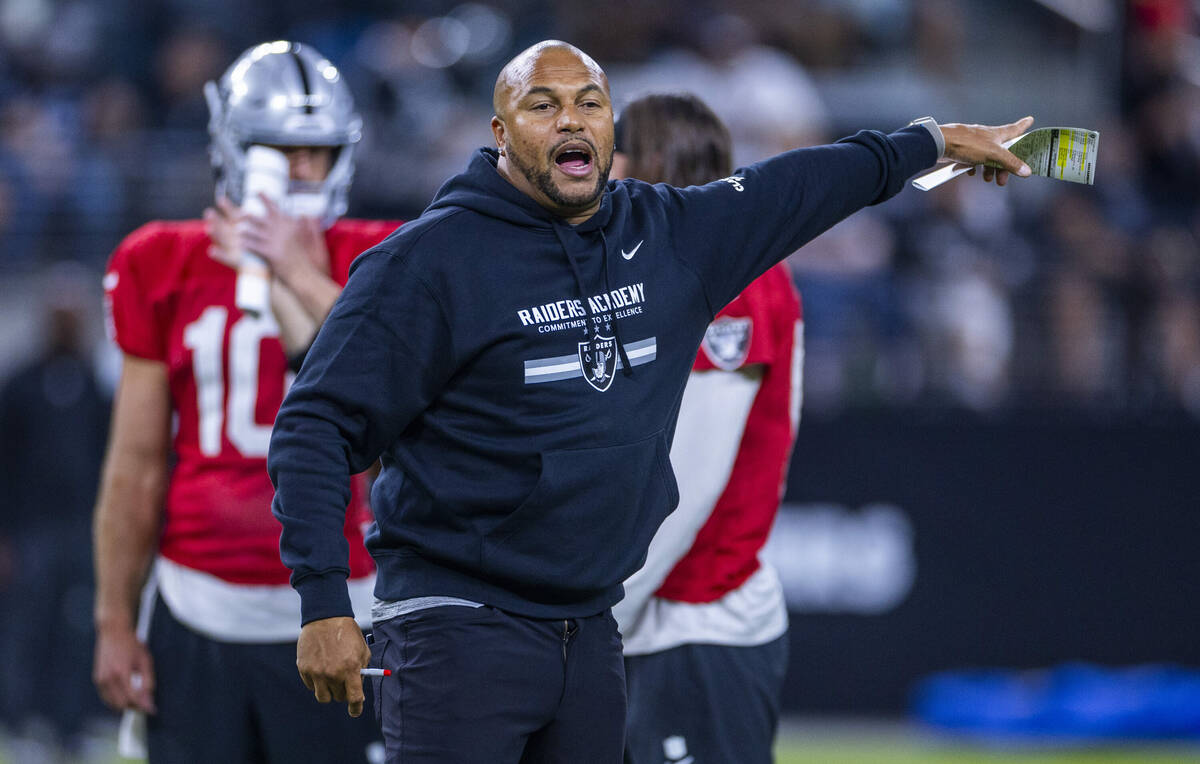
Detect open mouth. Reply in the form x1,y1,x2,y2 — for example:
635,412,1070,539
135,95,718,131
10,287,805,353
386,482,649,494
553,143,594,178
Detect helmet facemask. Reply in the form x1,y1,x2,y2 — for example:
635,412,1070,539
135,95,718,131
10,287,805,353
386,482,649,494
205,41,361,228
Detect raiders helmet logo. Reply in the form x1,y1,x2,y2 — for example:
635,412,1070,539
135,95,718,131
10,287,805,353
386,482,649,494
701,316,752,370
578,334,618,391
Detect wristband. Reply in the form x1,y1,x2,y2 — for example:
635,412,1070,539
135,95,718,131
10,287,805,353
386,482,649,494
908,116,945,159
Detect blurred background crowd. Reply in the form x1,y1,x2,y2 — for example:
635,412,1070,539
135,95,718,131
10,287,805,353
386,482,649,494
1,0,1198,759
0,0,1197,415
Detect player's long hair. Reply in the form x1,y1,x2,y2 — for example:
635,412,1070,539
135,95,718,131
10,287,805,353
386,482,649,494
615,93,732,186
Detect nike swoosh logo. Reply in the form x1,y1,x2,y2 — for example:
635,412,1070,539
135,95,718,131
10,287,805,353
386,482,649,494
621,240,643,260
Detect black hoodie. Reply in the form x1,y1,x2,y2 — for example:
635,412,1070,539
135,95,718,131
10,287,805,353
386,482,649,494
268,126,937,623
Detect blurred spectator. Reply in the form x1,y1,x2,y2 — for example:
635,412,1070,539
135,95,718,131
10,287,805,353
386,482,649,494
553,0,677,63
787,212,915,411
892,181,1034,410
1131,80,1200,225
911,0,965,78
1143,225,1200,412
0,97,66,266
0,263,109,757
1038,191,1149,407
609,11,828,164
0,0,104,88
1088,120,1153,236
1047,268,1121,403
1122,0,1200,228
751,0,871,70
0,0,1198,418
1121,0,1193,113
0,146,41,268
139,28,229,222
81,77,147,243
1153,289,1200,415
350,16,478,216
153,27,227,131
0,93,129,268
922,265,1014,410
345,6,521,217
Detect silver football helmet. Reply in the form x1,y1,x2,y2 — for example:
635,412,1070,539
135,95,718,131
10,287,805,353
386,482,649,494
204,41,361,225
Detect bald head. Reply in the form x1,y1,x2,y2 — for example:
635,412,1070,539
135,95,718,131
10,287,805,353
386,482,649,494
488,40,614,224
493,40,608,118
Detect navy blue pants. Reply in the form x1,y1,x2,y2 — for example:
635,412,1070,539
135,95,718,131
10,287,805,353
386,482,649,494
623,636,789,764
146,595,383,763
369,605,625,763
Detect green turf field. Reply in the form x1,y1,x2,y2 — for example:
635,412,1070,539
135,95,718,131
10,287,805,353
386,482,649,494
774,741,1200,764
7,743,1198,764
772,721,1200,764
5,721,1200,763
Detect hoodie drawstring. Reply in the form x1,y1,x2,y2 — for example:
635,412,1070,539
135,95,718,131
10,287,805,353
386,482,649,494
552,225,635,379
598,230,634,377
554,225,593,318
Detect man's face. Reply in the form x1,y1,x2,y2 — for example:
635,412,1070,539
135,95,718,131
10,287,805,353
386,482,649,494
492,48,614,222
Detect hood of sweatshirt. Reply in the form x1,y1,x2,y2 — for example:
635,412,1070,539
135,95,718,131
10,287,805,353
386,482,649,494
427,148,615,233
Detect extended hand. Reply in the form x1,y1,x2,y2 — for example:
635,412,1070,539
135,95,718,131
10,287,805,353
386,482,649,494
296,616,371,717
93,624,157,714
940,116,1035,186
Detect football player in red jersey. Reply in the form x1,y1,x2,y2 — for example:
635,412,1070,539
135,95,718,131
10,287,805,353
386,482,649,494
92,42,400,762
610,94,802,764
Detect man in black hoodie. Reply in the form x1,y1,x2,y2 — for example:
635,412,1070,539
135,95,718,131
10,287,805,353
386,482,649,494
268,40,1033,763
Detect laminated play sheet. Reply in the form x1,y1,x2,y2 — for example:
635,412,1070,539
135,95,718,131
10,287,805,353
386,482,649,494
913,127,1099,191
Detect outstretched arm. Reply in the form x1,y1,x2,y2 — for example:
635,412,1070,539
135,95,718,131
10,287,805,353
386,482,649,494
663,115,1037,312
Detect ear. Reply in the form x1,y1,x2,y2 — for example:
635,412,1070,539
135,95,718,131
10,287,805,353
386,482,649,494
490,116,506,155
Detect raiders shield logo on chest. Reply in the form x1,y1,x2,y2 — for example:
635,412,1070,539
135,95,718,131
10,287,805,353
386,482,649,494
579,334,618,391
701,316,752,370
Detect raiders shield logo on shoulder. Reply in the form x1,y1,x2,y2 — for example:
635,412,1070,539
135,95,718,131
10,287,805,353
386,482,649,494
579,334,618,391
701,316,752,370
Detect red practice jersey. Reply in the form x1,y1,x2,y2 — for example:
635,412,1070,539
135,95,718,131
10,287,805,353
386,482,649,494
656,262,802,603
104,218,400,586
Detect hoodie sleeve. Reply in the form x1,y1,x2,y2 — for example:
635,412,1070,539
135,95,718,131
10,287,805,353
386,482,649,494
268,247,455,624
662,125,936,313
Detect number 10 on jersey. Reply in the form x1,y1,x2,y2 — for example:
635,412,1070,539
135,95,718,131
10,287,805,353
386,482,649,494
183,306,280,458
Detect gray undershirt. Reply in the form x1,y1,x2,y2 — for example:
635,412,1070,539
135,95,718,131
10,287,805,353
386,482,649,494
372,595,484,623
